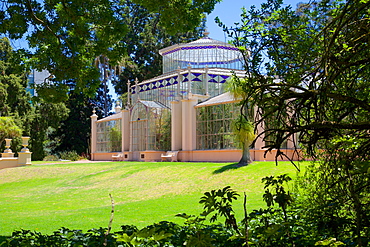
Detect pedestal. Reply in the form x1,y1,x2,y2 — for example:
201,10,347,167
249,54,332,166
2,152,14,158
18,152,32,165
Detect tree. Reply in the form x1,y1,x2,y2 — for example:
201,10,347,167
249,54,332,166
30,101,69,160
220,0,370,244
51,81,110,157
112,0,206,96
227,78,255,166
0,37,71,160
0,37,34,152
0,0,219,100
0,116,22,146
0,37,32,118
231,115,255,166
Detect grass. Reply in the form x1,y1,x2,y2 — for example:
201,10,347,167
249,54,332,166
0,160,305,236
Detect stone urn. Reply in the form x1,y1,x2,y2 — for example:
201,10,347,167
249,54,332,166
21,136,30,152
4,138,12,153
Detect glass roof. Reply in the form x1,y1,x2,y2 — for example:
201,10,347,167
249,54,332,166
139,100,169,109
159,36,244,73
195,92,240,108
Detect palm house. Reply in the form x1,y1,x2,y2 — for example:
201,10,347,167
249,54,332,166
90,35,299,162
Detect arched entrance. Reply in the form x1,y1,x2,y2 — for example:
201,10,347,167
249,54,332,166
130,100,171,159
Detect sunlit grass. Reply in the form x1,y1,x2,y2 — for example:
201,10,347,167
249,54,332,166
0,161,305,236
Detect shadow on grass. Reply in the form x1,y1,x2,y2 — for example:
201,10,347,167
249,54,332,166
213,163,247,174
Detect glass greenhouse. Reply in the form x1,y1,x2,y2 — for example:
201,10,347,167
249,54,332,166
91,35,299,162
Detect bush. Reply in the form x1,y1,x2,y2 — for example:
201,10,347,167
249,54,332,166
42,154,59,161
58,150,80,161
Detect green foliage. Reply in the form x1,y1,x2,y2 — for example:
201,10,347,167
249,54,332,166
231,115,255,149
199,186,240,233
297,151,370,245
0,116,22,145
109,126,122,152
58,150,80,161
35,82,69,103
1,227,117,247
42,154,59,162
219,0,370,245
3,172,366,246
1,0,218,98
133,0,220,35
262,174,293,220
0,38,32,144
219,0,370,158
0,36,70,160
50,82,109,157
30,101,69,160
315,238,345,246
113,1,207,95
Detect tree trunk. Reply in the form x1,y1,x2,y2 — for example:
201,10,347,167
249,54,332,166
238,142,252,166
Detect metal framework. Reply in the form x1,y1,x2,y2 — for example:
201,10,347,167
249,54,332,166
196,103,240,150
96,119,122,153
159,36,244,73
130,101,171,151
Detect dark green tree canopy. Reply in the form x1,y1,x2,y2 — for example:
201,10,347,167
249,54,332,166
0,37,32,118
221,0,370,244
112,1,206,95
0,0,220,99
221,0,370,158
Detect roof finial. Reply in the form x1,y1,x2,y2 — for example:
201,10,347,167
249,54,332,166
203,29,210,38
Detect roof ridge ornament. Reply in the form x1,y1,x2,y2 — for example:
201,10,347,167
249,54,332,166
203,29,210,38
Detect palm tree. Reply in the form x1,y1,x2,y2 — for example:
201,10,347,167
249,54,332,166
231,114,255,166
227,77,255,166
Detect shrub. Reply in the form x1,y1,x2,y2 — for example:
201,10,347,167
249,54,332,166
58,150,80,161
1,175,362,246
42,154,59,161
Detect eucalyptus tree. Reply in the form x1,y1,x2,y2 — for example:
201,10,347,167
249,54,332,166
219,0,370,244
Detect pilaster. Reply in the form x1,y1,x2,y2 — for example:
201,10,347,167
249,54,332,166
171,100,182,151
181,96,198,151
122,109,130,151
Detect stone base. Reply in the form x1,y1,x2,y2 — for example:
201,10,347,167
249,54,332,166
2,152,14,158
18,152,32,165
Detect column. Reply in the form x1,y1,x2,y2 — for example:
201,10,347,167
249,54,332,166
181,96,198,152
171,100,182,151
90,110,98,160
121,109,130,151
187,65,192,95
205,66,209,96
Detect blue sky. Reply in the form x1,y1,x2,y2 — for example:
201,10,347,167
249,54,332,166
206,0,301,42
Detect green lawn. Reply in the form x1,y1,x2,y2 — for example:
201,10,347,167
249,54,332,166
0,161,305,236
